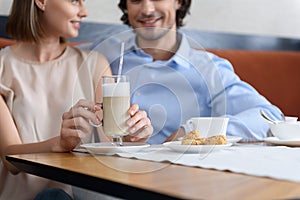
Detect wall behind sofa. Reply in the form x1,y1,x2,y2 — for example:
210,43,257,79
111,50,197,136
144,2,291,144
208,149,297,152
1,0,300,39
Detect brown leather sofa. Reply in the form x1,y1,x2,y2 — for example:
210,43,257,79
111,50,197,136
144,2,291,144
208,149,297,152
1,17,299,118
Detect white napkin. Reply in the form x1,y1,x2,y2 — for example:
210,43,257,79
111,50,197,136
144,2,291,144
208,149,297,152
117,145,300,183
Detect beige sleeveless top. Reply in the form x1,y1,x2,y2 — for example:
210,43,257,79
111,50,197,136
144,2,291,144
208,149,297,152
0,46,106,200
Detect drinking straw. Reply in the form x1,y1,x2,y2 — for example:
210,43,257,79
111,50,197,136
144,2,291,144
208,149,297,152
117,42,125,83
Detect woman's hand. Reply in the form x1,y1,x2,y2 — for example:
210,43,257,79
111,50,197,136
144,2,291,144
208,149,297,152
124,104,153,143
56,99,101,152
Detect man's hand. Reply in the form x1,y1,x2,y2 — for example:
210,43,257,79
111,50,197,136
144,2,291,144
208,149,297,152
124,104,153,143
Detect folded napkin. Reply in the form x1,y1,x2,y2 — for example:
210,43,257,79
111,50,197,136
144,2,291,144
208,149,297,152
116,144,300,183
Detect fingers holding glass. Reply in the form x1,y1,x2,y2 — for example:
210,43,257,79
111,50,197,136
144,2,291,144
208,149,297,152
125,110,153,142
88,102,103,127
60,102,100,151
64,100,102,129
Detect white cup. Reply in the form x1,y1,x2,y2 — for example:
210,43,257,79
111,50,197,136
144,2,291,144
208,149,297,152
186,117,229,138
284,116,298,123
270,121,300,140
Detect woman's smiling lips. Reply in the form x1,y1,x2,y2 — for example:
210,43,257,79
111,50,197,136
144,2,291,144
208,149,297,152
71,21,81,29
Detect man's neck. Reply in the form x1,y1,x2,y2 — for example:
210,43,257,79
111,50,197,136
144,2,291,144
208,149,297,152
137,31,179,61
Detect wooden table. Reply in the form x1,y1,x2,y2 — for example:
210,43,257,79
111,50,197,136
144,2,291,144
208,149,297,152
6,152,300,200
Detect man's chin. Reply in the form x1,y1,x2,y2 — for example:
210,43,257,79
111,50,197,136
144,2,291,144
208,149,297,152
135,27,170,41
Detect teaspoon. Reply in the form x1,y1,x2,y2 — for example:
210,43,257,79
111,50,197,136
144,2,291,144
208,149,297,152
260,109,278,124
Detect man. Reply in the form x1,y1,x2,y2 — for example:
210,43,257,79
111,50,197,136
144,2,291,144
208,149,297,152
81,0,282,144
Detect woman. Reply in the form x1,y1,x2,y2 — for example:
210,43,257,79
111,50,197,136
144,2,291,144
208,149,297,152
0,0,152,199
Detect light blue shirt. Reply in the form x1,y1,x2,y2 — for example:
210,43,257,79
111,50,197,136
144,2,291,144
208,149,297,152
80,31,282,144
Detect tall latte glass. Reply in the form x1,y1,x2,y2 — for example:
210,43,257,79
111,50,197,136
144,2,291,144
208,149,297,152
102,75,130,145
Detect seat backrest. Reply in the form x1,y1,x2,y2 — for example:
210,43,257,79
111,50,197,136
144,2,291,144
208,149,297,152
209,49,300,118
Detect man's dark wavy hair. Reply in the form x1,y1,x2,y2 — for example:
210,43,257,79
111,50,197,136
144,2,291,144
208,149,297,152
118,0,191,28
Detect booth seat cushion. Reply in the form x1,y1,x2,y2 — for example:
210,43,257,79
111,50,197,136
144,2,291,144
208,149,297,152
209,49,300,118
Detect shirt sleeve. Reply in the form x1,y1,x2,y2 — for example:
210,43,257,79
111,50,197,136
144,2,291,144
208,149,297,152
210,54,282,142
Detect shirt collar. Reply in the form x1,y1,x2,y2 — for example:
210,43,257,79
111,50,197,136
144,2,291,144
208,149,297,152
171,32,191,68
125,36,140,52
126,32,192,68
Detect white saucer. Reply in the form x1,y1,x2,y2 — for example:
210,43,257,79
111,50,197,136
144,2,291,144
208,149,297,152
163,141,232,154
264,137,300,147
80,142,150,155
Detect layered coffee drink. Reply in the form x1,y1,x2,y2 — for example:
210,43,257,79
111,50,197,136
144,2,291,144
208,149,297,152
102,81,130,137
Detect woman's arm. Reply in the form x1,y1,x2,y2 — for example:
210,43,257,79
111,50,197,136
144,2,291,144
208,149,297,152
0,95,58,174
0,95,100,174
0,95,24,174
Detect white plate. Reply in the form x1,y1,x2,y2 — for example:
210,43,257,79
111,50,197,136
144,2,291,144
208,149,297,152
163,141,232,154
177,136,242,143
80,142,150,155
264,137,300,147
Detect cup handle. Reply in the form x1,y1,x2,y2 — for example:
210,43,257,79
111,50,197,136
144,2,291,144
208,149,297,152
96,102,103,109
186,119,193,131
